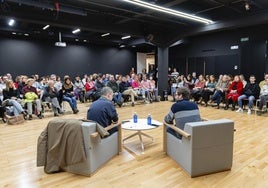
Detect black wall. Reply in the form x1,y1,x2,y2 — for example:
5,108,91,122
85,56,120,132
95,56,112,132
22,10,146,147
169,24,268,82
0,37,136,78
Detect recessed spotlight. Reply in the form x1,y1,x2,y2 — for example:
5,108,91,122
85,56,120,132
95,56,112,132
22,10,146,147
72,28,81,34
75,39,79,41
8,19,15,26
24,33,29,36
83,40,87,42
121,35,131,40
132,45,136,48
119,44,126,48
101,33,110,37
11,32,16,35
43,25,50,30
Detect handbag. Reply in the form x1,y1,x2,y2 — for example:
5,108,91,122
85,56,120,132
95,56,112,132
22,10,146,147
5,114,25,125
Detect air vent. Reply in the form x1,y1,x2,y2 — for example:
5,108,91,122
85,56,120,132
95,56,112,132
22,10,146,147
202,49,216,52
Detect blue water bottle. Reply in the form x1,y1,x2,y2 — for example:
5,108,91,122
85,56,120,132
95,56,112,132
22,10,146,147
133,112,138,123
147,114,152,125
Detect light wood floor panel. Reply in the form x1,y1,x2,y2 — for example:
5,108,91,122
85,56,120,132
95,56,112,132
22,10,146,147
0,100,268,187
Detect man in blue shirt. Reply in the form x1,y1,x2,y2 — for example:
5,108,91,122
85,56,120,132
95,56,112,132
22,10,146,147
87,87,118,134
164,87,201,139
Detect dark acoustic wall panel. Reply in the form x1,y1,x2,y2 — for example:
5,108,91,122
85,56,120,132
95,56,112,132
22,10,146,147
169,23,268,81
240,41,266,82
0,38,136,78
215,54,240,77
204,56,216,76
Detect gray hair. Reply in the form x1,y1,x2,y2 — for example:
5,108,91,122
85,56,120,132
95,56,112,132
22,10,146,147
176,87,190,99
101,87,113,96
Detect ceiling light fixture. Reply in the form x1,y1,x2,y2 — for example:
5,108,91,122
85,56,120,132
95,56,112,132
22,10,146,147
83,40,87,42
72,28,81,34
119,44,126,48
11,32,16,35
8,19,15,26
24,33,29,36
101,33,110,37
75,39,79,41
43,25,50,30
121,35,131,40
122,0,213,24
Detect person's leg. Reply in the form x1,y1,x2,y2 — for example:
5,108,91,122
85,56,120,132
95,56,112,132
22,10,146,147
71,97,79,113
71,97,77,109
215,90,222,107
248,96,255,110
236,94,246,112
35,99,42,113
63,96,73,109
154,89,159,101
9,99,24,114
26,102,33,120
26,102,33,115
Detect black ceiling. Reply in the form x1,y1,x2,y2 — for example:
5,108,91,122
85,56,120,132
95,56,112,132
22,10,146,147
1,0,268,51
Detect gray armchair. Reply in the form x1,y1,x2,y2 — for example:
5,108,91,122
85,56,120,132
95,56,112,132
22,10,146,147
64,121,122,176
163,119,234,177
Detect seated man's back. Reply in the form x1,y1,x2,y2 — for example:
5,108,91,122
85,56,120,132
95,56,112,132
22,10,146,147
87,87,118,134
165,87,201,139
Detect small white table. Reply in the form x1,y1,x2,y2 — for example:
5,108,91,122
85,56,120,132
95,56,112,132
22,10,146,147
122,119,162,153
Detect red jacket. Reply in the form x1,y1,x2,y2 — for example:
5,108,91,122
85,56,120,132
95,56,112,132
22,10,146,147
227,81,243,95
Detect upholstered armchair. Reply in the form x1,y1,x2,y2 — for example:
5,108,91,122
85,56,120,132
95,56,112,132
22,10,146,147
163,119,234,177
63,121,122,176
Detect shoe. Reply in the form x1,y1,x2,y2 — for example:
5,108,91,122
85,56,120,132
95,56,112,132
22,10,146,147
204,103,208,107
197,98,202,104
224,106,229,110
37,113,43,119
2,99,9,107
22,111,28,120
73,109,79,114
131,102,135,107
28,115,33,120
247,109,251,114
231,106,235,111
236,108,243,113
58,108,64,114
118,102,122,107
54,113,59,117
215,105,220,109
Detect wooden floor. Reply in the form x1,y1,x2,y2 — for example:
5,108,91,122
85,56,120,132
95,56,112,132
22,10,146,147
0,99,268,188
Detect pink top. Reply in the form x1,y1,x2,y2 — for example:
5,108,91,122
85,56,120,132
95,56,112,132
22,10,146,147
141,80,150,90
132,80,140,89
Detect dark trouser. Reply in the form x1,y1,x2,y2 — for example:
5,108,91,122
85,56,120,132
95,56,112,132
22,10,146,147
211,90,225,105
202,90,214,103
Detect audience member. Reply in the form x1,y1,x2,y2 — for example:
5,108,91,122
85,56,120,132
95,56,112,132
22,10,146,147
236,75,260,114
42,80,63,116
3,79,27,118
22,78,43,120
107,75,122,107
224,75,243,111
257,75,268,113
210,75,230,109
62,77,79,114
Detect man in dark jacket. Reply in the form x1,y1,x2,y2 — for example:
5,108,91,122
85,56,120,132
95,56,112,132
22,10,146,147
236,75,260,114
87,87,118,135
107,75,122,107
